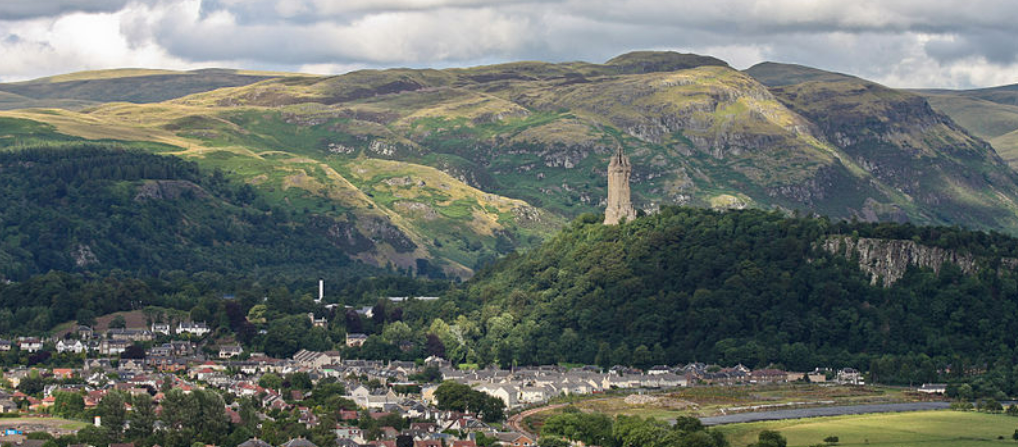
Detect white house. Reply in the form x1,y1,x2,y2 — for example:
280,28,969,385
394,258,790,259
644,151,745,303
100,339,130,355
18,338,43,352
918,383,947,394
151,323,173,335
836,368,865,385
334,427,365,444
56,339,85,354
475,384,520,409
177,322,210,336
219,345,244,359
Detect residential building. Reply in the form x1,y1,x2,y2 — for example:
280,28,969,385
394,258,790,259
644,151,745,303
56,340,85,354
151,323,173,335
494,433,535,447
346,334,368,348
219,345,244,359
18,338,43,353
177,322,210,336
918,383,947,394
107,329,154,342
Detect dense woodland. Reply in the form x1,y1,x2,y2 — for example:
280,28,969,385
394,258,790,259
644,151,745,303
447,207,1018,395
9,146,1018,399
0,144,367,279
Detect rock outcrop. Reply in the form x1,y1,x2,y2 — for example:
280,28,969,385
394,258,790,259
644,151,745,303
822,236,993,286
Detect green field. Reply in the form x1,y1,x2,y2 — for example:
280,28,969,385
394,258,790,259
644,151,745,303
716,410,1018,447
0,417,90,431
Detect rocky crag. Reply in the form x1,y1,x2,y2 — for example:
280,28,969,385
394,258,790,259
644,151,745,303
823,236,1018,286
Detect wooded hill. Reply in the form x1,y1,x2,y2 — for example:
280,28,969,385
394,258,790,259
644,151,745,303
445,207,1018,387
0,142,369,280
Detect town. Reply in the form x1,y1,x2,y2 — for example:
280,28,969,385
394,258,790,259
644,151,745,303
0,313,897,447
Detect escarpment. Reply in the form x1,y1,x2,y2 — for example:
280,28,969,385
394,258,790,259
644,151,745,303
823,236,1018,286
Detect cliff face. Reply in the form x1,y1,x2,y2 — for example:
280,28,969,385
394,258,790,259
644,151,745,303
823,236,980,286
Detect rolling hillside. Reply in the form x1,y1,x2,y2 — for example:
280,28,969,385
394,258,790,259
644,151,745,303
913,84,1018,167
745,62,1018,227
4,52,1018,274
0,68,290,110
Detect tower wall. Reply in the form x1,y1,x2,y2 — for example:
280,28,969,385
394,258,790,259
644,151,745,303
604,148,637,225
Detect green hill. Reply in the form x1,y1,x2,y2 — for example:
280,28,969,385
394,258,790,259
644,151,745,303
910,84,1018,168
0,140,373,280
745,61,1018,227
0,68,290,110
5,52,1018,274
743,61,858,86
449,207,1018,384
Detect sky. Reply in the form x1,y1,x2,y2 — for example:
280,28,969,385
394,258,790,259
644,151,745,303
2,0,1018,89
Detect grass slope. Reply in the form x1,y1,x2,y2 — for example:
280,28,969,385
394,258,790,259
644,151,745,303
0,111,560,276
717,410,1018,447
993,129,1018,165
0,68,293,110
744,62,859,86
917,90,1018,167
4,51,1018,274
747,61,1018,231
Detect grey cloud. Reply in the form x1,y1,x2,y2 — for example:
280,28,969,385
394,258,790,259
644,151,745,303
926,30,1018,65
3,0,1018,88
0,0,134,20
197,0,558,25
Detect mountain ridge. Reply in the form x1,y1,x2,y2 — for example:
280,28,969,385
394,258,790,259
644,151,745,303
4,52,1018,273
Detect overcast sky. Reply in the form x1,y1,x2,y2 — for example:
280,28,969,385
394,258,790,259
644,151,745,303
2,0,1017,89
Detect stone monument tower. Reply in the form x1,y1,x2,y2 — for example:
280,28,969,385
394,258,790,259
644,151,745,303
604,145,637,225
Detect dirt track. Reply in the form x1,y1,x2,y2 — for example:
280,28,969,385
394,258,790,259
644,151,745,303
507,403,568,438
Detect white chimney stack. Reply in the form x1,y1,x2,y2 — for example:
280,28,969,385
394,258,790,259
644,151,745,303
318,279,324,302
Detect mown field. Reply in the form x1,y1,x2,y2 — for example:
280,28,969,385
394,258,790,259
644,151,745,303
716,410,1018,447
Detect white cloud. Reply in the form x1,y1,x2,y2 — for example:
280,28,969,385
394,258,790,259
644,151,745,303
0,4,232,82
0,0,1017,88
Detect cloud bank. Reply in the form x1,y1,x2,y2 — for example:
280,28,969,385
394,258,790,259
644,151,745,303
1,0,1017,88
